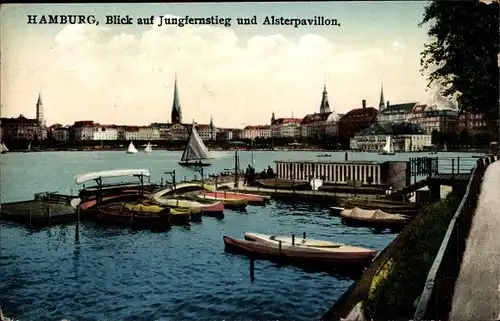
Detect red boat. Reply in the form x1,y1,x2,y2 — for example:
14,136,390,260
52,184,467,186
200,191,267,206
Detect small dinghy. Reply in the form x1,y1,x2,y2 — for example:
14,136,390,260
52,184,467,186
188,192,248,210
199,191,267,206
340,207,411,228
224,232,377,264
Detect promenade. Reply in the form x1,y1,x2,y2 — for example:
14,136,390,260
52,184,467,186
449,159,500,321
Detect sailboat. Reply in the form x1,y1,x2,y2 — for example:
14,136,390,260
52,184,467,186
126,141,138,154
144,142,152,153
379,135,395,155
0,142,8,154
179,122,212,167
443,141,448,152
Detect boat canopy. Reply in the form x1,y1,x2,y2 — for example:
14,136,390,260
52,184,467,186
75,169,151,184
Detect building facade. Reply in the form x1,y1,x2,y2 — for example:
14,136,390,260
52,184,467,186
377,102,419,124
0,115,40,141
240,125,271,139
270,115,302,138
338,100,379,138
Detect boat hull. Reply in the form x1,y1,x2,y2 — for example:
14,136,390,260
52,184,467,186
201,191,266,206
194,193,247,210
223,235,375,264
94,204,172,230
152,197,224,217
339,212,410,230
178,161,211,167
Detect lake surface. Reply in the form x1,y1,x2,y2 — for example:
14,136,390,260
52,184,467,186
0,150,481,321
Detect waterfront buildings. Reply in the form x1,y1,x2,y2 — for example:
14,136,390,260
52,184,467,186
350,122,432,152
1,80,490,146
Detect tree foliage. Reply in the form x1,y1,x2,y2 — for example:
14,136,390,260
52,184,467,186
419,0,499,132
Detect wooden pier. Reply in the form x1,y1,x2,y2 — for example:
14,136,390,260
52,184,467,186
1,193,77,228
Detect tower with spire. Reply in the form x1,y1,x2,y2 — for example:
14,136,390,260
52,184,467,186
379,83,386,111
171,74,182,124
36,92,46,140
319,79,331,114
209,115,215,140
271,112,275,124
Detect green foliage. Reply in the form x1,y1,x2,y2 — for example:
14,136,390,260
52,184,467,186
363,193,461,320
419,1,499,132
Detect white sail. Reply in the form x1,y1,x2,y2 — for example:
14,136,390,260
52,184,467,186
27,142,31,152
144,142,152,153
126,141,138,154
443,142,448,152
0,142,8,153
181,123,211,162
383,135,394,154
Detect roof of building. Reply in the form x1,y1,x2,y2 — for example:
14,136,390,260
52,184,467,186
272,118,302,125
1,114,38,124
339,107,378,122
379,102,418,115
244,125,270,130
358,122,424,136
301,112,332,124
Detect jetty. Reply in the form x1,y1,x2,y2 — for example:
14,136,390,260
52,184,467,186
0,192,77,228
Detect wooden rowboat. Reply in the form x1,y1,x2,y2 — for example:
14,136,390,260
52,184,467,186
339,207,411,229
188,192,248,210
94,202,173,229
151,195,224,216
224,233,377,264
199,191,267,206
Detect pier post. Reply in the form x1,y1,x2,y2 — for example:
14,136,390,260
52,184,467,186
457,157,460,174
452,158,455,175
160,178,163,187
345,152,348,161
28,211,32,227
75,205,80,241
292,234,295,246
303,232,306,240
278,240,282,256
46,205,51,225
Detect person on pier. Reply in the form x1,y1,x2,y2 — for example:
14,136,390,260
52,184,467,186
266,166,275,178
244,164,251,185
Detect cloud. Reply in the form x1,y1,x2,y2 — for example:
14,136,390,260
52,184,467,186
391,40,406,52
1,21,427,127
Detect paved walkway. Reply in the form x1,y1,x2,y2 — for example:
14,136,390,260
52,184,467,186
449,159,500,321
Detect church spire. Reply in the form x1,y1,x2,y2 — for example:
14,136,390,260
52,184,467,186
209,114,214,128
171,74,182,123
379,83,385,111
319,78,331,113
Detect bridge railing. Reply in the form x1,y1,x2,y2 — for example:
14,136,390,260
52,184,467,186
434,156,479,175
413,155,498,320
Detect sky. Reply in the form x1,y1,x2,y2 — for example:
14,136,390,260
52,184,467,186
0,2,445,128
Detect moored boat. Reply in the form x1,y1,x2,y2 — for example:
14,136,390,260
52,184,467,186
341,197,420,216
339,207,411,229
151,193,224,217
124,202,197,224
223,233,376,264
199,191,267,206
190,192,248,210
95,202,173,229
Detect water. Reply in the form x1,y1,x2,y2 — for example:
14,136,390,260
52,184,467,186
0,150,481,321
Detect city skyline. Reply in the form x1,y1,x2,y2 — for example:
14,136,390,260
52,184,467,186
1,2,442,128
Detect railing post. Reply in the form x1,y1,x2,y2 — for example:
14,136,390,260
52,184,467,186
457,157,460,174
452,158,455,175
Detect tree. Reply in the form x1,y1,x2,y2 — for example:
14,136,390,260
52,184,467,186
419,1,499,133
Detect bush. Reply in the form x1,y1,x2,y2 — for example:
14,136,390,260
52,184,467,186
363,193,461,320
